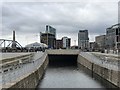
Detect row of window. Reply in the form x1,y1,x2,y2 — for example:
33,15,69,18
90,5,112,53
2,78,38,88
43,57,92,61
107,27,120,35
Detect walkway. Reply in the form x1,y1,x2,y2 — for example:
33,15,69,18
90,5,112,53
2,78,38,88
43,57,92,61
0,53,31,61
0,52,46,88
80,52,119,71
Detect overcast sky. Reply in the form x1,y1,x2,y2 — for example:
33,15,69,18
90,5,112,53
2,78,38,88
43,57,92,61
0,0,119,46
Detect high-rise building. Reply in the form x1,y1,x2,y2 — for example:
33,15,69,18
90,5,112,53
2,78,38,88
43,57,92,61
106,24,120,50
62,37,71,49
40,25,57,49
46,25,56,38
78,30,89,50
40,33,56,49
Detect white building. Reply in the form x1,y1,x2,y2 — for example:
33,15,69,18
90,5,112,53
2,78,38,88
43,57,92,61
62,37,71,49
25,42,48,49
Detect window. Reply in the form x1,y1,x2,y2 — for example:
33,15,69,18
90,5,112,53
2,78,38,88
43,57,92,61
116,36,120,42
116,28,119,35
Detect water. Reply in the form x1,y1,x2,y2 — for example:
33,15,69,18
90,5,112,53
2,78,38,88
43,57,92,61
37,65,107,88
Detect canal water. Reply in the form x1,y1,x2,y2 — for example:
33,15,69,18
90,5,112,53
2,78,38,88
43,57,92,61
37,55,117,89
37,66,106,88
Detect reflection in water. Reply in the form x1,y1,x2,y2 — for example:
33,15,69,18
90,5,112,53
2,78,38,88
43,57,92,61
37,65,109,89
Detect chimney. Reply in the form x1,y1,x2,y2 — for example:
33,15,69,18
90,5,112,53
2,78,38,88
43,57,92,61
12,30,16,48
13,30,15,41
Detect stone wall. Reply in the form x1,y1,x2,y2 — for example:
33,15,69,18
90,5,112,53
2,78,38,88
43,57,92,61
3,53,48,89
77,55,120,88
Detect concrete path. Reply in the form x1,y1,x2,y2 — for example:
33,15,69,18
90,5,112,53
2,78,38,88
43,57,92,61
0,53,31,61
91,52,119,58
80,52,119,71
0,52,45,88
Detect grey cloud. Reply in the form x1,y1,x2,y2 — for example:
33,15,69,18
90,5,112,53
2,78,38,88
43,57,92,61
1,1,119,46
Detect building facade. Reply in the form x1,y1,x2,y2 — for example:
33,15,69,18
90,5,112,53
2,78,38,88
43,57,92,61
78,30,89,50
40,33,56,49
95,35,106,51
56,39,63,49
89,42,96,51
62,37,71,49
40,25,57,49
118,1,120,23
46,25,56,38
71,46,78,49
106,24,120,51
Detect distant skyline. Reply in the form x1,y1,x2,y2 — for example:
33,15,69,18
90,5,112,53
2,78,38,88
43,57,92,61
0,0,119,46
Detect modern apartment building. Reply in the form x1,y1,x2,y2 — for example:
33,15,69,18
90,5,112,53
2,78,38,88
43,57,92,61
106,24,120,51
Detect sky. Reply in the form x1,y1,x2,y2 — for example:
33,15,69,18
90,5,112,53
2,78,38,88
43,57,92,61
0,0,119,47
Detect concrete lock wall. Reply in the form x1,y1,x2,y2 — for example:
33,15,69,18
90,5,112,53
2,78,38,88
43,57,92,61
47,50,80,55
77,55,120,88
4,53,49,89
